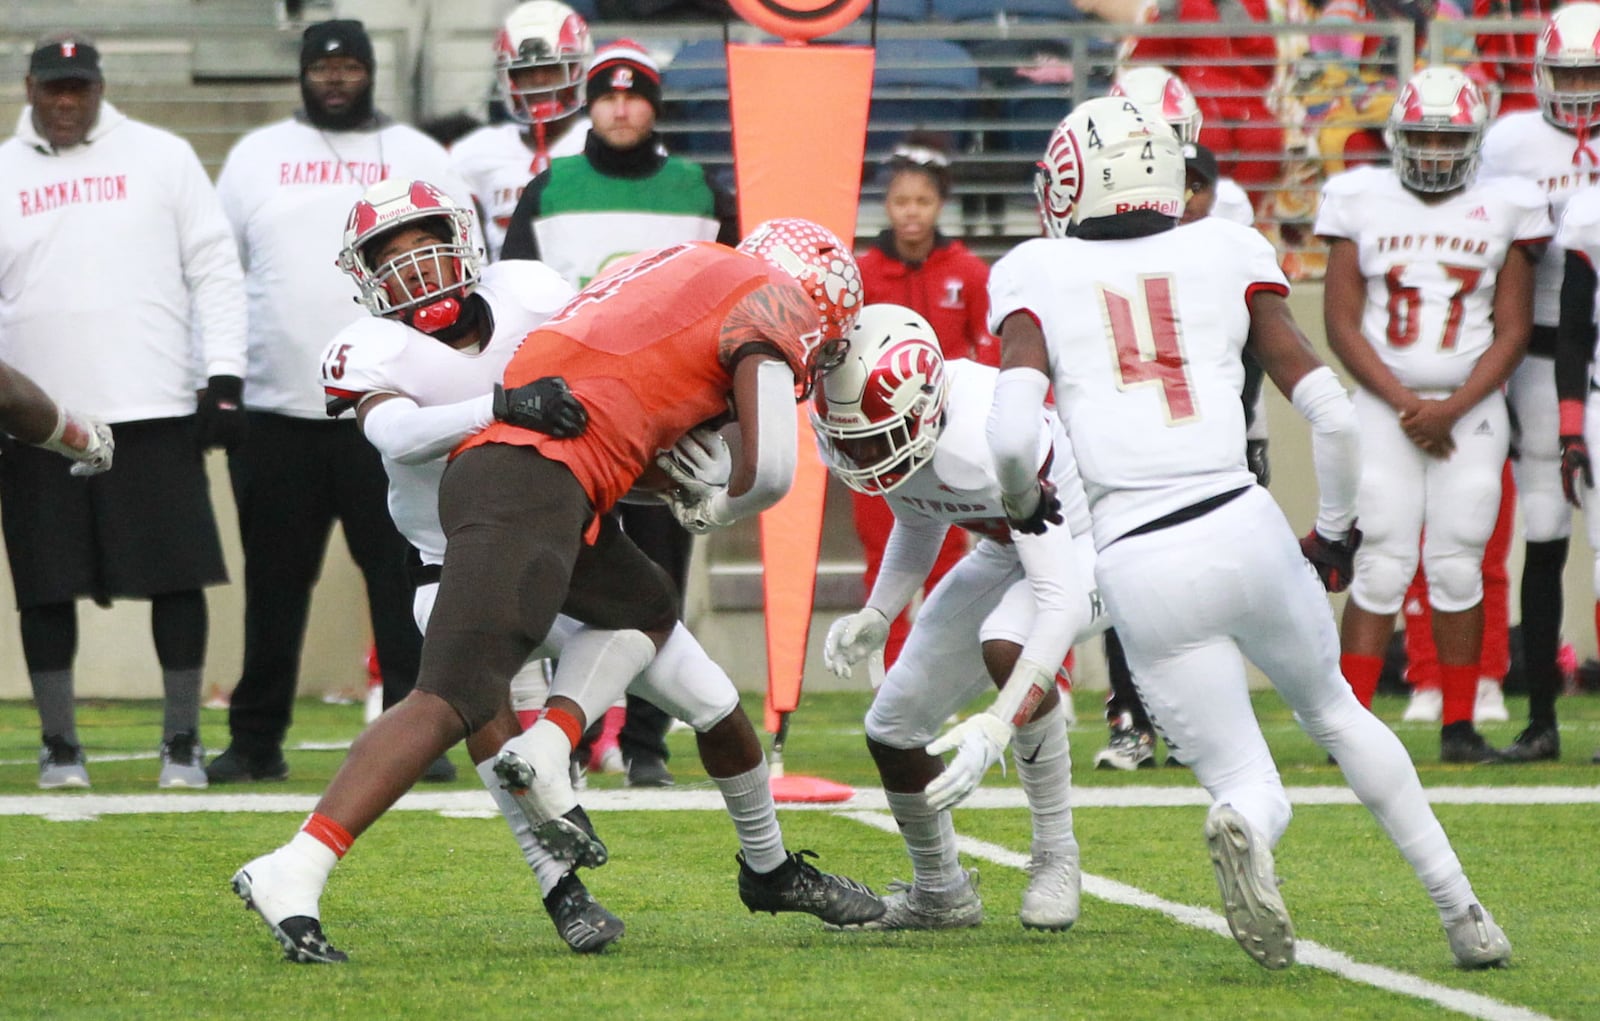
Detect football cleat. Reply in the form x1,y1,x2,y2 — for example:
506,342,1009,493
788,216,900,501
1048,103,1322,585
158,732,208,789
1444,904,1512,969
1473,679,1509,723
1499,722,1560,763
1401,686,1443,723
1205,803,1294,970
850,870,983,931
1020,851,1080,932
493,741,607,868
543,871,624,953
231,861,346,964
738,849,886,927
1440,724,1503,764
38,735,89,789
1094,718,1156,771
623,753,675,788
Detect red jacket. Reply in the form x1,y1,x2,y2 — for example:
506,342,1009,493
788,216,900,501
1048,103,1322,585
857,231,1000,366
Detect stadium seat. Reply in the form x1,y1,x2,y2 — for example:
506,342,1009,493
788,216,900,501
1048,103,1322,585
868,38,980,158
930,0,1088,22
659,37,730,157
871,0,933,20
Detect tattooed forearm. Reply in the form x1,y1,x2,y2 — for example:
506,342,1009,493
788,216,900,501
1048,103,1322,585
718,281,819,369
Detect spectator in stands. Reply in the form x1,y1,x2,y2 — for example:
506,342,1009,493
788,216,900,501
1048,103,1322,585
451,1,594,260
1466,0,1553,115
854,133,998,668
208,18,477,785
0,33,247,790
500,39,738,787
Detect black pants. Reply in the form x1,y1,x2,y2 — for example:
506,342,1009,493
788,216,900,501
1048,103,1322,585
225,413,421,754
610,502,694,762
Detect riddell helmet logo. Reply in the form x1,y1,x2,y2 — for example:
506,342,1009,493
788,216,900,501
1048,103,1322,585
1115,198,1182,215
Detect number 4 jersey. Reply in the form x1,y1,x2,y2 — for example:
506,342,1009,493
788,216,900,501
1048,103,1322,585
989,217,1284,549
1314,166,1551,390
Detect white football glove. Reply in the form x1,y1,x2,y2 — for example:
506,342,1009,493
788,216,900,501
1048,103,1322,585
39,407,114,477
822,608,890,679
657,426,731,503
924,711,1013,812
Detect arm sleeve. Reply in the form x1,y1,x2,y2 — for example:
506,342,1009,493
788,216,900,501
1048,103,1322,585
701,359,797,525
1012,520,1083,671
1241,349,1267,435
499,171,550,262
173,139,248,380
864,515,947,620
1557,249,1597,406
1292,366,1361,538
360,394,495,465
988,367,1052,509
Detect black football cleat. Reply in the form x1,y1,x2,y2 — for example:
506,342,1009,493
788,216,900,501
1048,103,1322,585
543,871,624,953
1440,724,1502,764
231,869,347,964
1499,722,1560,763
737,849,885,927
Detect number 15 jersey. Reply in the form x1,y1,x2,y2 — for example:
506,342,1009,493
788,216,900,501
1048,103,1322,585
1314,166,1550,390
989,217,1285,549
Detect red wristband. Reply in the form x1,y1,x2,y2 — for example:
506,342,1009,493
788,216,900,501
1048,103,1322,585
1560,398,1586,438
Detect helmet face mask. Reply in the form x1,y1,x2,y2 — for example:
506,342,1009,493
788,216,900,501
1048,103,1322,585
338,179,484,333
1537,3,1600,130
1386,67,1487,194
810,304,948,496
1110,65,1203,145
494,0,592,125
1035,96,1185,237
736,217,864,389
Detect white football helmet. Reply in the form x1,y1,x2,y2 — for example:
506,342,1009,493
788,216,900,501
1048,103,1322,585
1536,2,1600,130
1110,66,1203,145
494,0,593,125
737,217,864,381
1385,67,1488,194
1034,96,1185,237
338,179,483,333
810,304,948,496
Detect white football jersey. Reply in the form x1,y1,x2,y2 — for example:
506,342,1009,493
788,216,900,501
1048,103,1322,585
1556,187,1600,387
317,260,576,561
1481,110,1600,327
989,217,1284,548
885,359,1092,541
450,119,590,261
1315,166,1551,390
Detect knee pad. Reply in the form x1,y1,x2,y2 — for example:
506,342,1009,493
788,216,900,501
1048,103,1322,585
630,624,740,732
1515,463,1573,542
1349,547,1414,616
548,628,656,725
1424,553,1484,614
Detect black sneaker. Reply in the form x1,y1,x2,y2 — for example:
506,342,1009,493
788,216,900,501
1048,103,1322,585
737,849,885,927
623,753,675,788
1440,724,1502,764
421,754,457,783
206,744,290,784
543,871,624,953
1500,722,1560,763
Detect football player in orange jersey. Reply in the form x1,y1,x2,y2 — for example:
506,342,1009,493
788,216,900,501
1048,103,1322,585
229,218,887,963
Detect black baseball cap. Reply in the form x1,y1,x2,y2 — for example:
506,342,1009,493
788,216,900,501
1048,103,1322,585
1184,142,1219,185
29,36,102,84
300,19,375,73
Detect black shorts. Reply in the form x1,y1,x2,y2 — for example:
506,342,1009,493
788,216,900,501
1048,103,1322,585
418,443,679,731
0,416,227,608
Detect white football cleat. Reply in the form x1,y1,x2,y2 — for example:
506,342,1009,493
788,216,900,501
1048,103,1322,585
854,870,983,931
1020,849,1080,931
1401,686,1443,723
1445,904,1511,969
1205,803,1294,970
231,849,346,964
493,722,607,868
1473,679,1509,723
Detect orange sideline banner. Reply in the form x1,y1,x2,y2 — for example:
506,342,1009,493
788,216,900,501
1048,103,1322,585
726,42,875,734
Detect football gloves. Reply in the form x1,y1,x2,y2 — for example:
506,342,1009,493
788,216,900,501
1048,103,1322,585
195,374,246,453
493,377,587,439
1003,479,1064,536
657,427,731,502
1561,434,1592,509
1300,522,1362,593
39,407,114,477
1246,438,1270,487
924,712,1012,812
822,608,890,679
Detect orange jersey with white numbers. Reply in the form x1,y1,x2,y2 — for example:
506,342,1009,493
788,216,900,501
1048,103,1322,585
462,241,817,516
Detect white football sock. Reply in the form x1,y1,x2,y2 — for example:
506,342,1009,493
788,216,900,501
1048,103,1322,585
885,789,966,893
1013,702,1079,859
242,833,335,925
476,759,567,896
712,759,786,874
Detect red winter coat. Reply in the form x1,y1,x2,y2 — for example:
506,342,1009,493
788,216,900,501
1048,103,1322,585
856,231,1000,366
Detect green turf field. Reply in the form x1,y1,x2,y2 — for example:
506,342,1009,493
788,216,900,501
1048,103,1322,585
3,691,1597,1020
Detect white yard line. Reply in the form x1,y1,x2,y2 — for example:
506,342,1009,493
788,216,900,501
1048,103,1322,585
840,810,1559,1021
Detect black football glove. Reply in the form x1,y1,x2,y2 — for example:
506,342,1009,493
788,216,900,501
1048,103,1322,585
195,375,246,453
1300,522,1362,593
1246,438,1270,487
493,377,588,439
1004,479,1065,536
1561,434,1593,508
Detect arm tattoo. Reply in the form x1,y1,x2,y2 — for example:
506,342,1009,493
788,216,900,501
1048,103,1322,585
718,281,818,372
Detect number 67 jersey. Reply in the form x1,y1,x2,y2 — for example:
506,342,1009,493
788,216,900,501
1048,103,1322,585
989,217,1285,550
1314,165,1551,391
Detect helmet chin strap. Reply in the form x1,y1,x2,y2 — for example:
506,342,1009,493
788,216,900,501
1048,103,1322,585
409,297,463,334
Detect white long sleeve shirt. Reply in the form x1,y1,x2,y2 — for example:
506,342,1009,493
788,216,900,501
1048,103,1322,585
216,116,480,418
0,102,247,422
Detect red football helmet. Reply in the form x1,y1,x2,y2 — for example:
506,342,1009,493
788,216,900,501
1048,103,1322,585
810,304,948,495
737,217,864,373
337,178,483,333
1386,67,1488,194
494,0,593,125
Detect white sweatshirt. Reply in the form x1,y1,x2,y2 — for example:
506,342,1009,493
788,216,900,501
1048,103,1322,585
0,102,247,422
216,116,480,418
